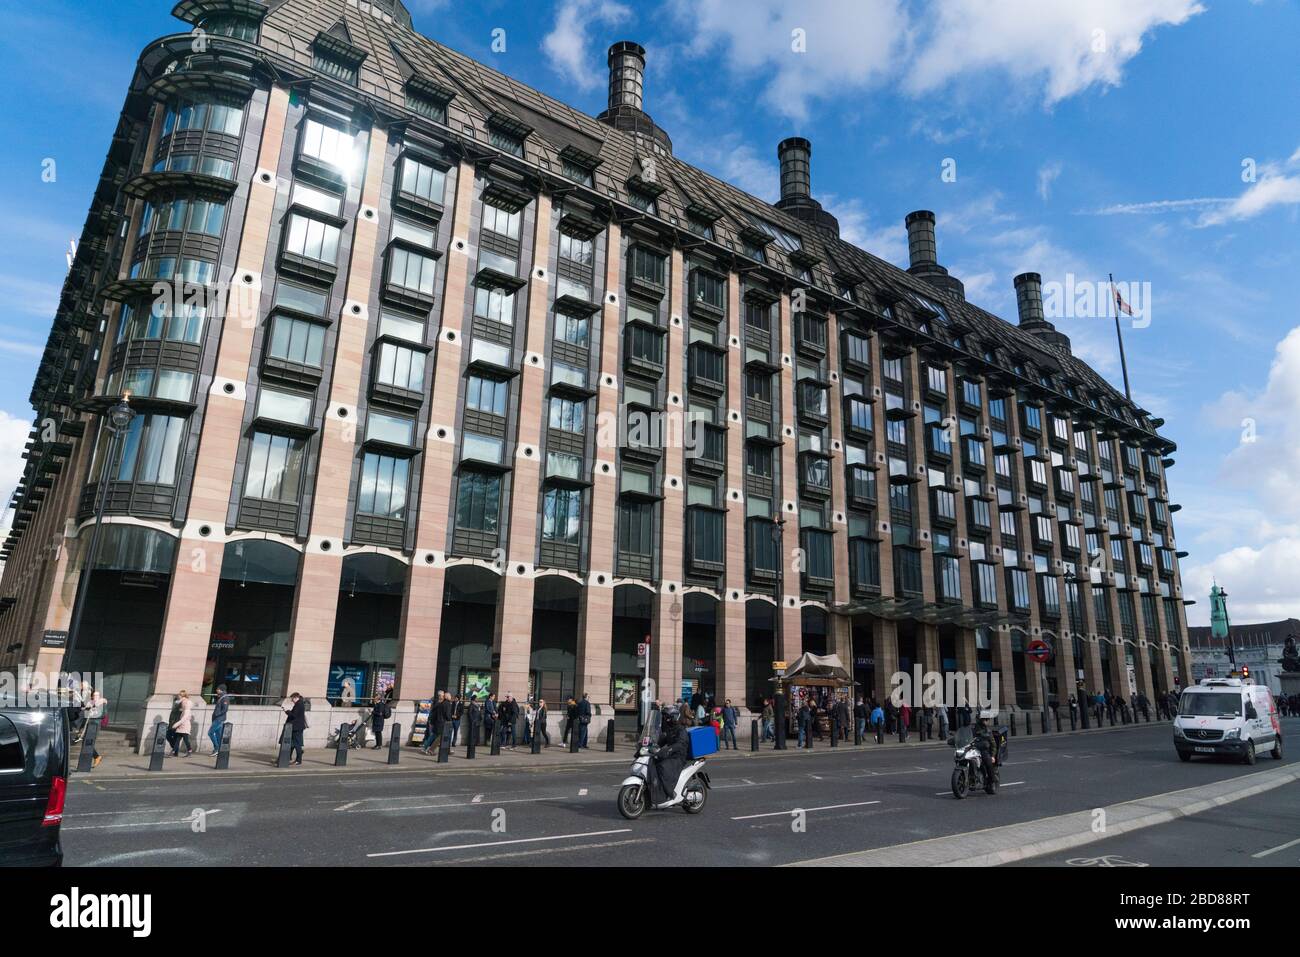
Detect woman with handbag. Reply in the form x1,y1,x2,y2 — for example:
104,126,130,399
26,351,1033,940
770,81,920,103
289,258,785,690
170,690,194,757
85,690,108,768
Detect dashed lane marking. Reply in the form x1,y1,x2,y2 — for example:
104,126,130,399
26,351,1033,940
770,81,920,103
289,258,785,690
732,800,881,821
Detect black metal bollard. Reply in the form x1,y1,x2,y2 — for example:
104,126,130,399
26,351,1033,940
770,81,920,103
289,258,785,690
876,721,884,744
854,718,862,746
1010,712,1017,737
1079,703,1089,730
1070,708,1077,730
606,718,616,753
76,719,99,773
215,722,233,770
275,722,293,768
490,722,502,756
148,719,169,772
530,720,542,754
751,719,759,751
466,723,476,760
437,722,452,763
1025,711,1032,736
569,720,580,753
830,715,839,748
898,718,906,744
1109,707,1116,727
387,724,401,765
773,696,786,750
335,723,350,767
1041,709,1048,734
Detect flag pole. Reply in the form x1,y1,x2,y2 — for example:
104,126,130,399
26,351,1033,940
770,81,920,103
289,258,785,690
1109,272,1133,400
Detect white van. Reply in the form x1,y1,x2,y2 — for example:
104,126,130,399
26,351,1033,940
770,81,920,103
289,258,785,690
1173,677,1282,764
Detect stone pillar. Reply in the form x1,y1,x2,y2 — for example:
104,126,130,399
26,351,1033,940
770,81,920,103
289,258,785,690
394,159,477,700
992,626,1017,711
283,124,390,699
576,219,620,706
718,274,748,707
873,617,899,705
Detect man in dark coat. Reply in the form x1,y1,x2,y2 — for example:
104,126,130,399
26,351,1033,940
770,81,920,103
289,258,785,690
578,693,593,749
650,706,691,805
483,693,498,745
283,692,307,766
370,690,392,749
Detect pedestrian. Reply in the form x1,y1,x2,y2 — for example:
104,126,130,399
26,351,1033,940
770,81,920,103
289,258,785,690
536,698,551,747
370,690,392,749
563,696,578,746
761,698,774,741
797,697,811,747
853,697,867,741
450,694,463,746
85,689,107,768
938,702,950,741
899,701,911,742
501,694,517,749
283,692,307,765
680,700,696,727
420,691,442,754
721,699,738,749
484,693,497,746
578,692,592,749
208,685,230,755
870,701,884,738
170,690,194,757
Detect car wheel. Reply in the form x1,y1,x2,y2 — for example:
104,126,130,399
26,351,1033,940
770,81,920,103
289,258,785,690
1244,741,1256,766
1272,736,1283,760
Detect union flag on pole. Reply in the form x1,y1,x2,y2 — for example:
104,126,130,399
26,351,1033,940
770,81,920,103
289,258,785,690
1112,282,1133,317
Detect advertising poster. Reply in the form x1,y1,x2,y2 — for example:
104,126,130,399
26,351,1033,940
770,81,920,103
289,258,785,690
327,663,367,705
611,675,638,711
461,669,492,701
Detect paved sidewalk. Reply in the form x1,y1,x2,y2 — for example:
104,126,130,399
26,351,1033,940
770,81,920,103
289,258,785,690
70,716,1169,782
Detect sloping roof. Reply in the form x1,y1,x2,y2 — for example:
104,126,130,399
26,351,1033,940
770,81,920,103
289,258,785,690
252,0,1167,442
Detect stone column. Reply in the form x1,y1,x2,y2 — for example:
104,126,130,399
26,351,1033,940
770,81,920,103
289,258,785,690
718,272,748,705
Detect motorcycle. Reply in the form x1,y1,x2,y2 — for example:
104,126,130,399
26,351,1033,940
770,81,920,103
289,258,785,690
950,725,1000,799
617,713,711,820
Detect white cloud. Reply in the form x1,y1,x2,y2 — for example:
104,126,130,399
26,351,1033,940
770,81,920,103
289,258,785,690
669,0,1202,120
0,409,30,506
542,0,633,91
906,0,1204,104
1086,197,1231,216
1037,162,1062,201
1179,326,1300,624
1197,147,1300,226
819,194,908,266
0,274,61,319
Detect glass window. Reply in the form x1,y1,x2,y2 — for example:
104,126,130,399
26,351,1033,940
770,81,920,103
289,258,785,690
388,246,437,295
358,452,410,519
300,117,356,177
559,232,594,267
378,310,425,344
256,388,312,426
474,285,515,324
489,127,524,157
543,487,583,543
115,414,186,485
284,212,341,264
549,396,586,433
482,202,521,239
367,411,415,446
561,159,593,186
629,246,666,287
243,431,305,503
291,182,342,216
462,433,504,464
375,341,426,391
267,314,326,367
547,451,582,480
392,218,436,250
274,282,328,317
399,156,447,204
554,311,589,348
456,470,501,531
405,89,447,123
466,375,509,416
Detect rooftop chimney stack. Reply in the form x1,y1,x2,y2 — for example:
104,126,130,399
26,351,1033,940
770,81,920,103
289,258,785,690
773,136,839,237
903,210,964,300
607,41,645,113
778,137,812,202
1014,271,1071,354
597,41,672,152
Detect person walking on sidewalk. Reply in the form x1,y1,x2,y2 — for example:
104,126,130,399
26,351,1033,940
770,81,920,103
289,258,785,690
761,698,775,741
870,701,884,737
484,693,498,746
500,694,517,749
450,694,463,746
85,690,107,768
536,698,551,747
421,691,444,754
283,692,307,765
721,699,738,750
208,685,230,756
854,698,867,740
170,690,194,757
578,692,592,749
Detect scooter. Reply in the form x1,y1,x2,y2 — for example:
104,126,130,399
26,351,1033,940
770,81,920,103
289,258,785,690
950,725,999,799
617,721,710,819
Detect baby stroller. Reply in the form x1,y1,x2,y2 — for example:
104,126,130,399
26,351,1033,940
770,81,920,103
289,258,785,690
326,710,370,749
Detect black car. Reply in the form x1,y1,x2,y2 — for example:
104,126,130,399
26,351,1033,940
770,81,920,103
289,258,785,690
0,707,68,866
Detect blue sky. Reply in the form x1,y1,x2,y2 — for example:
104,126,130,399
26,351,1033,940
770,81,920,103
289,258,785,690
1,0,1298,625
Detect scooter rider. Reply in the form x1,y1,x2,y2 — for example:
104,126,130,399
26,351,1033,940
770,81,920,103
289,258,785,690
651,705,691,804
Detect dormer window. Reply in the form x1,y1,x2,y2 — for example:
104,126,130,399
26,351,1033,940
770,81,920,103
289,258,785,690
489,126,524,157
686,215,714,240
562,158,594,187
313,49,360,85
199,14,260,42
405,86,448,124
627,187,657,215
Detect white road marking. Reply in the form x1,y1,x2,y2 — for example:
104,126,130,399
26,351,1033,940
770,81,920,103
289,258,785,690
64,809,222,831
367,828,633,858
578,788,588,796
732,800,880,821
935,782,1023,795
471,794,484,803
338,794,558,813
1253,836,1300,859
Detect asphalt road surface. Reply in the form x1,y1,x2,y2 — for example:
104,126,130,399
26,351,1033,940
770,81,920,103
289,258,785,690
63,719,1300,866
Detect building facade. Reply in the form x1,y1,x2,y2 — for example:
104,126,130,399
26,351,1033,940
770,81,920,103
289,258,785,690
0,0,1194,735
1188,617,1300,694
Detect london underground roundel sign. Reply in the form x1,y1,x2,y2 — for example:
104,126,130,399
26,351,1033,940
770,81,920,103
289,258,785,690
1027,638,1053,663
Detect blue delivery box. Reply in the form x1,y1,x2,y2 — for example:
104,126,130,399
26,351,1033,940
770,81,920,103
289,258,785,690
687,725,718,758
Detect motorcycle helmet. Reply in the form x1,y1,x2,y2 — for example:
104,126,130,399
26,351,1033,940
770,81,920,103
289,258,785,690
661,704,681,727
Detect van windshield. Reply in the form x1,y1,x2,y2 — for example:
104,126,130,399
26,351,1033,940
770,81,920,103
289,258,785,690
1179,692,1242,718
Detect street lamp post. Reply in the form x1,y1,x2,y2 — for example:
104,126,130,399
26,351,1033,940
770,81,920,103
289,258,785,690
64,396,136,666
771,515,786,748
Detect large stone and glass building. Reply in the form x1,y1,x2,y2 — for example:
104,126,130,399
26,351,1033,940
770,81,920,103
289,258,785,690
0,0,1194,737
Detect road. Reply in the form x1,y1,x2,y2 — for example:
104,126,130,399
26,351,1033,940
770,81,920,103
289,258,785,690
62,719,1300,866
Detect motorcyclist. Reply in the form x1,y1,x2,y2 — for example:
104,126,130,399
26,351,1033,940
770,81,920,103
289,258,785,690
972,710,999,786
651,705,691,805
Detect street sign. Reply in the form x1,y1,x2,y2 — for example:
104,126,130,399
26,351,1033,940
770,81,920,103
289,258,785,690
636,642,649,658
1027,638,1053,664
772,660,787,670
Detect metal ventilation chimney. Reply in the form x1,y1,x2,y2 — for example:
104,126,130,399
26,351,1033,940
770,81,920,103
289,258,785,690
774,137,839,237
596,41,672,153
903,210,964,300
1014,272,1071,353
